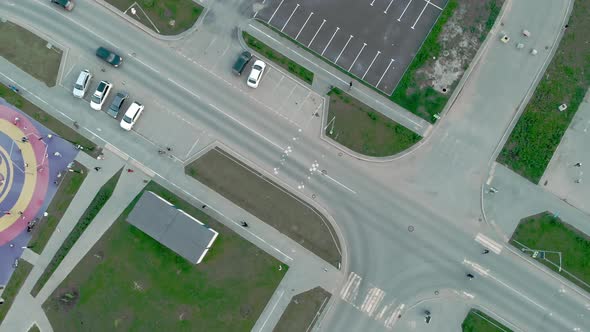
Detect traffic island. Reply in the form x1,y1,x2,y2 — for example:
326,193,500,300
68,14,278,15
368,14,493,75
42,181,287,331
105,0,204,35
326,87,421,157
185,147,341,267
510,212,590,293
461,309,513,332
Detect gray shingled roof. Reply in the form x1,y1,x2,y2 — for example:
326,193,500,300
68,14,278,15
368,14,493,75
126,191,218,264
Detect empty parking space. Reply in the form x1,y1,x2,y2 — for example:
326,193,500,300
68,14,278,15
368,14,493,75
255,0,447,94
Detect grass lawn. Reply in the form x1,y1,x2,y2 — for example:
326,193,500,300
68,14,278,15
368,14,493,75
0,261,33,322
511,212,590,293
0,85,100,156
0,21,62,87
274,287,331,332
462,309,513,332
243,32,314,85
391,0,502,123
43,181,287,331
326,87,421,156
186,147,341,267
105,0,203,35
31,169,123,297
28,162,88,255
498,0,590,183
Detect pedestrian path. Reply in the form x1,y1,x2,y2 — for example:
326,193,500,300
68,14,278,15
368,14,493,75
241,20,432,137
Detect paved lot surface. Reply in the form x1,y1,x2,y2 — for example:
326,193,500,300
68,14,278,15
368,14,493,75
540,89,590,215
254,0,447,94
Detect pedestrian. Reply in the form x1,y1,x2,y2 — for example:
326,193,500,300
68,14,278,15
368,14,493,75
166,147,172,152
127,168,134,173
53,180,58,185
4,211,11,216
9,243,14,248
348,81,353,90
24,163,28,168
201,205,207,209
21,136,28,143
53,151,62,158
482,249,490,254
575,178,582,184
18,211,23,216
94,166,102,171
97,154,104,160
574,162,582,167
241,221,248,227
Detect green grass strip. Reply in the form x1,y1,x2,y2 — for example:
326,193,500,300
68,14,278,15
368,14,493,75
31,168,123,297
0,260,33,322
498,0,590,183
242,31,314,85
462,309,513,332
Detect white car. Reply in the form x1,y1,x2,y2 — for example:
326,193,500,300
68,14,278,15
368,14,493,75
90,80,112,110
247,60,266,88
72,69,92,98
120,102,144,131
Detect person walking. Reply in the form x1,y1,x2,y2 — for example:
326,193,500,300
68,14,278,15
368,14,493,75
94,166,102,171
241,221,249,227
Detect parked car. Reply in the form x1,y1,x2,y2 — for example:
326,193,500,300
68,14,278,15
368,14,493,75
96,47,123,67
247,60,266,88
90,81,113,111
106,91,129,118
72,69,92,98
232,51,252,76
51,0,74,11
120,102,144,131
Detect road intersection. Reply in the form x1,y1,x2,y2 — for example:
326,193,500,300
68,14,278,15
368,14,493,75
1,0,589,331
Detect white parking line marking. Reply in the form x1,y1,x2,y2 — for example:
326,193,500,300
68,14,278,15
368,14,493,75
411,0,429,29
384,0,395,13
376,58,395,86
370,0,376,6
268,0,285,24
308,19,327,47
335,35,353,63
281,4,300,32
428,0,443,10
398,0,413,21
322,27,340,56
296,12,314,40
362,51,381,79
253,0,266,18
348,43,367,71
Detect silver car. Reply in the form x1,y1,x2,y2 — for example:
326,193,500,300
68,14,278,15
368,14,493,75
72,69,92,98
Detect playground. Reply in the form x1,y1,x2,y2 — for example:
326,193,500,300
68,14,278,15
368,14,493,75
0,97,78,285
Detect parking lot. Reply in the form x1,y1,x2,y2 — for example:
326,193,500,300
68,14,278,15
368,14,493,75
254,0,447,94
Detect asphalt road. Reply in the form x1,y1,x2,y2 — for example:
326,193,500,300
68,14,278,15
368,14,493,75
1,0,589,331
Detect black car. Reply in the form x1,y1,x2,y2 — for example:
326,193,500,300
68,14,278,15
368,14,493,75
96,47,123,67
51,0,74,10
106,91,129,118
232,51,252,75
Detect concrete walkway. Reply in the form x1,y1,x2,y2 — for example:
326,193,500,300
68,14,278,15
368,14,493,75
0,149,128,332
241,20,433,137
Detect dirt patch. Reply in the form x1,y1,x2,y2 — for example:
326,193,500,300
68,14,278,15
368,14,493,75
273,287,331,332
186,148,341,267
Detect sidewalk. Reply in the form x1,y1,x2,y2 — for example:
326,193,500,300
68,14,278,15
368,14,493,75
241,20,432,137
0,149,126,332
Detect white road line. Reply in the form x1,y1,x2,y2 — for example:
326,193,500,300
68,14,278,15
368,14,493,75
321,27,340,56
308,19,327,47
281,4,300,32
268,0,285,24
384,304,405,329
128,54,160,74
258,290,285,331
167,78,201,100
340,272,362,302
428,0,443,11
398,0,413,21
208,103,284,151
362,51,381,79
360,287,385,316
475,233,503,254
384,0,395,13
253,0,266,18
376,58,395,87
296,12,314,40
411,0,429,29
335,35,353,63
325,174,357,194
348,43,367,71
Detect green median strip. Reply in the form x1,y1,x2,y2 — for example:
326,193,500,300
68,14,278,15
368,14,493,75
498,0,590,183
462,309,513,332
326,87,421,157
31,168,123,297
511,212,590,293
0,261,33,322
242,31,314,85
28,162,88,255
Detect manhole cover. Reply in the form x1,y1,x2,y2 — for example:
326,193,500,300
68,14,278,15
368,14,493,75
408,225,414,232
